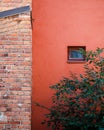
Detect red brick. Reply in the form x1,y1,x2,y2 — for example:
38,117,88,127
0,0,32,130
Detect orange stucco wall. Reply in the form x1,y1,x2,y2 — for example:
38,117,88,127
32,0,104,129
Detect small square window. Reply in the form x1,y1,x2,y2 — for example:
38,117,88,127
67,46,86,62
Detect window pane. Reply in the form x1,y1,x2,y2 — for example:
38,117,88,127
70,50,83,58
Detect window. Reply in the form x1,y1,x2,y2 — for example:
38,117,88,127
67,46,86,62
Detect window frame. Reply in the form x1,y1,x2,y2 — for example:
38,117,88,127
67,46,86,62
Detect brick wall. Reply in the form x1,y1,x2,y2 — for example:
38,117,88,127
0,0,32,130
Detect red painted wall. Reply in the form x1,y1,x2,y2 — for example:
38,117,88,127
32,0,104,129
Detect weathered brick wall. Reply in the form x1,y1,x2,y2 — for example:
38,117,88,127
0,0,32,130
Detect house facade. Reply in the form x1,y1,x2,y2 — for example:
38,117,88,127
0,0,104,130
32,0,104,130
0,0,32,130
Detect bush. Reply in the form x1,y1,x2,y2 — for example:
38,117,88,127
35,48,104,130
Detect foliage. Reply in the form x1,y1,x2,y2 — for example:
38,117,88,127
35,48,104,130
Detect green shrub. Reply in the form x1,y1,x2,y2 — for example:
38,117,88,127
35,48,104,130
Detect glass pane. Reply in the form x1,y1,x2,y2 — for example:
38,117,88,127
70,50,83,58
